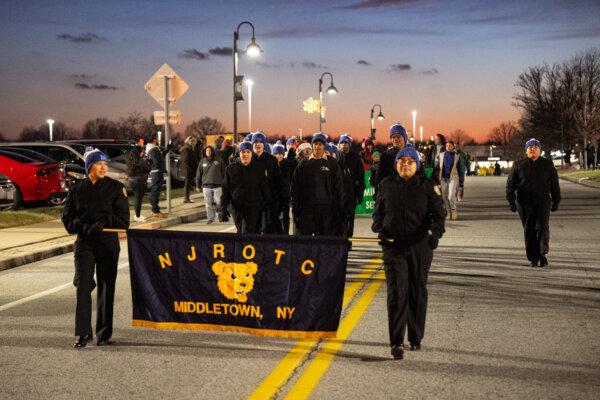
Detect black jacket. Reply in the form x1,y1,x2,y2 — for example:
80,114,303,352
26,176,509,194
372,174,445,248
220,159,271,215
179,145,199,180
62,177,130,242
254,152,284,212
196,155,226,188
337,150,366,207
506,157,561,207
126,151,151,189
147,145,166,173
291,155,344,215
278,157,297,206
375,146,402,188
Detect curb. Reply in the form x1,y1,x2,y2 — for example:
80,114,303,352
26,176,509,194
0,206,207,272
559,175,600,189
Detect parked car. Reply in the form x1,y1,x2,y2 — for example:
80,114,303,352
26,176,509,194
0,173,16,210
0,152,68,208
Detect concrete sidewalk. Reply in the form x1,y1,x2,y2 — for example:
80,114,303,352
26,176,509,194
0,191,208,271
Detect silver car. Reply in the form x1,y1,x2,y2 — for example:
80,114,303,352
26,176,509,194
0,173,16,210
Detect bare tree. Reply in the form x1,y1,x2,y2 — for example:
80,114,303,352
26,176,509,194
0,130,6,142
82,118,119,139
448,129,473,148
118,111,156,142
488,121,525,161
18,122,78,142
184,117,226,140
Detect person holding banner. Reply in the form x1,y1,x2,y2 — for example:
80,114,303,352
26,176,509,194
372,144,445,360
374,123,408,189
291,132,344,237
62,149,130,349
220,141,271,234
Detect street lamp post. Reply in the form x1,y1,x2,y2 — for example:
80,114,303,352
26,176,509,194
246,79,254,132
411,110,417,140
370,104,384,139
318,72,337,132
233,21,261,143
419,126,423,143
47,119,55,142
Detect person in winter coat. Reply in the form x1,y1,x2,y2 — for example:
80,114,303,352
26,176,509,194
126,144,150,222
359,138,376,170
375,123,408,188
337,134,365,238
506,138,561,268
218,138,235,167
291,132,345,237
179,136,199,203
372,144,445,360
436,140,465,220
219,141,271,234
273,143,296,234
146,135,168,218
196,145,226,224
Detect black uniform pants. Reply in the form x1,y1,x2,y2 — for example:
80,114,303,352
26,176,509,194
132,183,145,218
150,172,164,213
296,205,336,236
280,204,291,235
517,201,550,262
233,211,261,234
73,236,120,339
382,237,433,347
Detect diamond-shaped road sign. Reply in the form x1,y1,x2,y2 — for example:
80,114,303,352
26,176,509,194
145,64,189,107
153,110,181,125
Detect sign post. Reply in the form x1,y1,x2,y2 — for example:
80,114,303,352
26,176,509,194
145,64,189,213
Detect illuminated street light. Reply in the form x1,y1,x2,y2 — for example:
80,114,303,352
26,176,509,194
420,126,423,143
318,72,338,131
412,110,417,140
47,119,55,142
370,104,385,139
246,78,254,132
233,21,261,142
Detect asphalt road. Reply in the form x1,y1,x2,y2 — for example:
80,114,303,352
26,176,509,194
1,176,599,399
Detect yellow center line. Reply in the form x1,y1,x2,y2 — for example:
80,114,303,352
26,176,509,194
283,270,385,399
247,258,382,400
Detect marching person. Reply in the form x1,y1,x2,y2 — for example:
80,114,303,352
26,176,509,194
220,141,270,234
295,142,312,162
146,135,168,218
337,134,365,238
506,138,561,267
251,132,284,234
375,123,408,188
273,143,296,234
372,144,445,360
196,145,226,224
179,136,199,203
436,140,466,220
126,143,150,222
62,149,130,349
291,132,344,237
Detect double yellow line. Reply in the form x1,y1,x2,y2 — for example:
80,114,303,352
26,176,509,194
248,258,385,400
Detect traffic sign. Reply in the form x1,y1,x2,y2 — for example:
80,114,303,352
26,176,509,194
145,64,189,107
154,110,181,125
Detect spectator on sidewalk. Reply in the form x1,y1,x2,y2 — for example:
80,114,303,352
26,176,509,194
126,144,150,222
506,138,561,268
196,145,226,224
372,144,445,360
61,149,130,349
436,140,465,220
179,136,199,204
146,135,168,218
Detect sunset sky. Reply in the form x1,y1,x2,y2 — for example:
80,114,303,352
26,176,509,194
1,0,599,143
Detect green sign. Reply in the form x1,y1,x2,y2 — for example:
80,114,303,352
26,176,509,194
355,170,375,215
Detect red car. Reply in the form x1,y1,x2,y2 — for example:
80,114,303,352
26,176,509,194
0,151,68,208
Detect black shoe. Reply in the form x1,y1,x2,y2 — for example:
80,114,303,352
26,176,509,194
391,343,404,360
73,334,92,349
540,256,548,267
409,342,421,351
96,339,113,346
530,260,539,268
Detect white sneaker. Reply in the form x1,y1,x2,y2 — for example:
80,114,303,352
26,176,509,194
134,215,147,222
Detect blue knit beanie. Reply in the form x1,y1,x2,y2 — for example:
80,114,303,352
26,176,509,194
389,123,408,144
84,149,108,174
251,132,267,144
311,132,328,144
395,144,420,170
243,133,253,142
327,142,338,155
286,137,297,146
272,144,285,155
525,138,541,149
238,141,253,152
264,143,272,154
338,134,352,145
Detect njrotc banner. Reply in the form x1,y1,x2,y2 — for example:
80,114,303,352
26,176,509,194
127,229,349,339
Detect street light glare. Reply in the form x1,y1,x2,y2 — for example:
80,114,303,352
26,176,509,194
47,119,54,124
412,110,417,117
377,112,384,120
326,84,338,94
246,38,262,57
246,79,254,86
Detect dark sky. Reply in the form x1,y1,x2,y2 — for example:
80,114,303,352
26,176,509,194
1,0,599,142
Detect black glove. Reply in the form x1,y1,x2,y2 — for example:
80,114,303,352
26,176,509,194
85,220,106,236
219,210,229,223
509,203,517,213
428,235,439,250
70,219,85,235
551,202,558,212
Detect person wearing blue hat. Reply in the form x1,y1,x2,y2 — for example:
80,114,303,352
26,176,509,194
251,131,284,234
291,132,344,236
506,138,561,267
273,143,296,234
375,123,409,188
62,148,130,349
285,137,298,162
220,141,271,233
372,143,445,360
435,140,466,220
337,134,365,239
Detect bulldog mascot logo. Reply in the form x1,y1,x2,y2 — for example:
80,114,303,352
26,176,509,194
211,261,258,303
